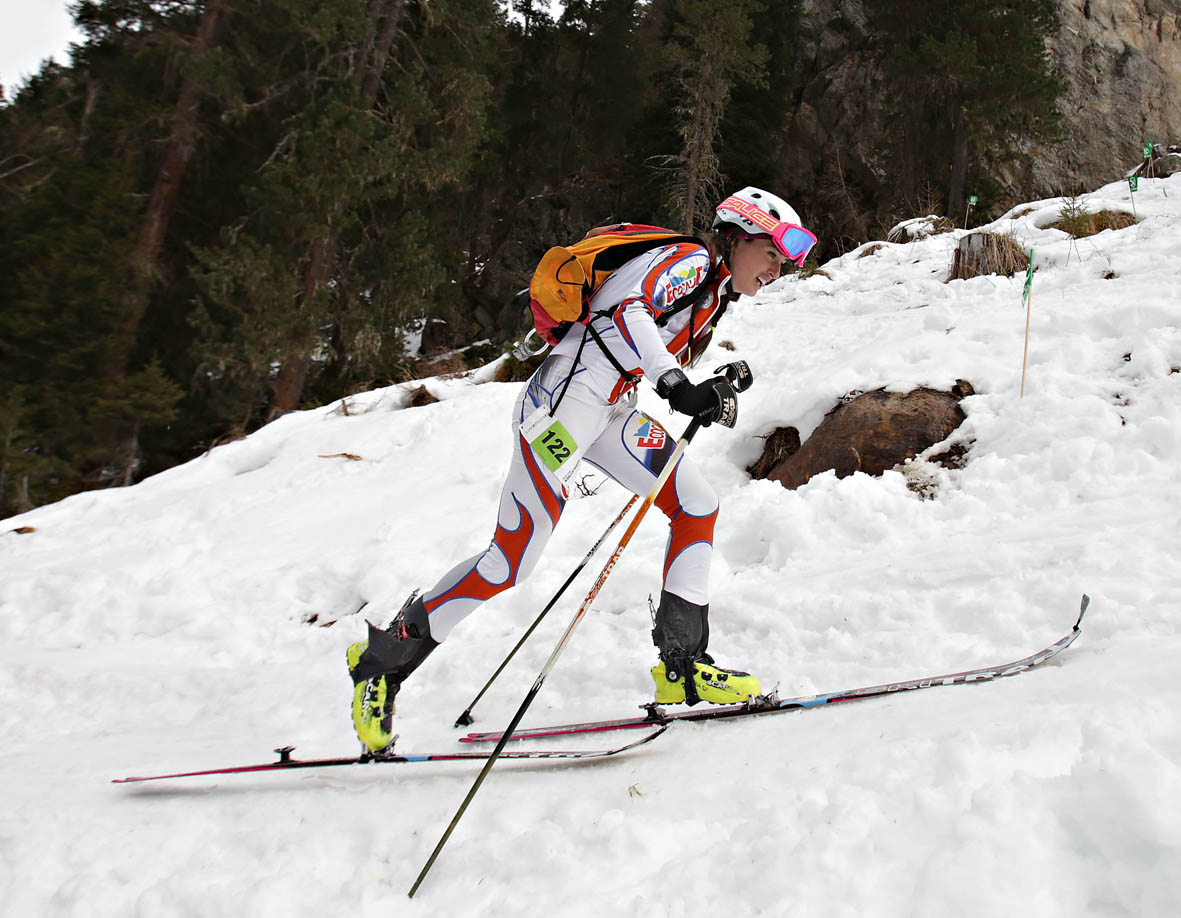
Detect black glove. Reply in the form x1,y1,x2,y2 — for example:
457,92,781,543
656,368,738,428
714,360,754,393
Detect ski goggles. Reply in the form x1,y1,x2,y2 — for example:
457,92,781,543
717,195,818,266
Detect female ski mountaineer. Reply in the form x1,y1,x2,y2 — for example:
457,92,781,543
347,186,818,753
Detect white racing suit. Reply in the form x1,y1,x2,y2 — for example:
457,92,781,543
420,240,734,641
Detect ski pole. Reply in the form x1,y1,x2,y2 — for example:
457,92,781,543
454,492,639,727
408,417,703,898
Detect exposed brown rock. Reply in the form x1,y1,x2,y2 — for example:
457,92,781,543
746,426,802,480
757,381,973,491
405,385,439,408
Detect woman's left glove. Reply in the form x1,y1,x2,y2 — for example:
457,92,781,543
656,368,738,428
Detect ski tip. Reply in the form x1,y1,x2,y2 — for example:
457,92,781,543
1075,593,1091,630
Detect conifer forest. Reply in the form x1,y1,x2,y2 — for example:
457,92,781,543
0,0,1064,516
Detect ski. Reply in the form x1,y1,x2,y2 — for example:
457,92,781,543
112,725,666,784
462,594,1090,744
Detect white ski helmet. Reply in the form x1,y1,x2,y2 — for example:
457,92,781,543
714,186,799,230
713,186,816,265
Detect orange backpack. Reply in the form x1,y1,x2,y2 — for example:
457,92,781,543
526,224,705,347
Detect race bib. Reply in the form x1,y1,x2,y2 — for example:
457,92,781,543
521,406,584,485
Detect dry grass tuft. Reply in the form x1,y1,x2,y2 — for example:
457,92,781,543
947,231,1028,282
1045,209,1137,238
493,353,545,382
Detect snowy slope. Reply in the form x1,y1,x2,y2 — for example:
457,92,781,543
2,176,1179,917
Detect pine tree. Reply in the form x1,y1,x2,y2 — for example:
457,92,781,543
189,0,498,423
1,0,828,516
650,0,769,234
0,47,186,511
716,0,802,194
873,0,1063,215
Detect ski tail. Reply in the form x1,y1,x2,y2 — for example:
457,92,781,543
112,726,667,784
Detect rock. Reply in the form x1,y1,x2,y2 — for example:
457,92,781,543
887,216,955,244
1028,0,1181,193
746,426,802,480
405,385,439,408
1141,150,1181,177
783,0,1181,217
758,382,974,490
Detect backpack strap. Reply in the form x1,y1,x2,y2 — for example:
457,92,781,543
550,323,592,416
550,319,644,416
585,321,643,387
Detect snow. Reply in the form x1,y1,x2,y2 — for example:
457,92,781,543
3,175,1180,915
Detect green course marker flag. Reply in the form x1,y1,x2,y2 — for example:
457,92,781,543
1021,248,1034,398
1129,175,1139,193
963,195,978,228
1143,143,1153,160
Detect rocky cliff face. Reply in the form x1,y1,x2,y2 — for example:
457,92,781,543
1041,0,1181,190
781,0,1180,230
782,0,888,236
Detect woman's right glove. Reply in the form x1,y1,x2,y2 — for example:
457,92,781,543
656,368,738,428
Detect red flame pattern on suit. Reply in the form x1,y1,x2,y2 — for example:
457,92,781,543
654,472,717,585
422,433,564,616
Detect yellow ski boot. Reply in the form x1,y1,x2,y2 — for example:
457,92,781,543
650,590,760,705
346,593,437,754
651,656,761,705
347,639,398,754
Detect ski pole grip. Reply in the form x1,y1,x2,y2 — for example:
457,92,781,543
715,360,754,392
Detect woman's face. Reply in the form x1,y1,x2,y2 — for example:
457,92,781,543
729,235,789,296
